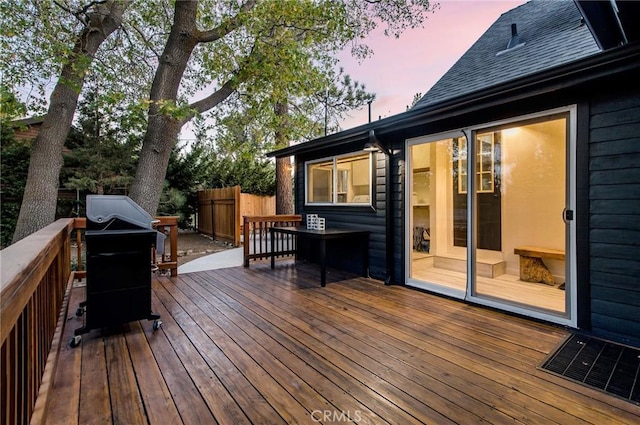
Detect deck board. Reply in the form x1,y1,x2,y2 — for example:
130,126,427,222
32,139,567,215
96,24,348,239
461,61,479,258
44,262,640,424
124,321,182,425
46,285,83,425
212,267,576,425
78,321,110,425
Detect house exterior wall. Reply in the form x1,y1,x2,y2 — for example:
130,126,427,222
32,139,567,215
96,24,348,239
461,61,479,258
287,51,640,347
14,124,41,141
588,84,640,346
294,145,392,281
382,75,639,345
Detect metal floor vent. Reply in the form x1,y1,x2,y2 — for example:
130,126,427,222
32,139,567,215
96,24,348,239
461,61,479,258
541,333,640,404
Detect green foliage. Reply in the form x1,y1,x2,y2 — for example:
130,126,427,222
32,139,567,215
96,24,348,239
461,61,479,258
70,255,86,272
1,0,167,117
160,137,276,228
0,88,30,247
157,181,187,223
3,0,437,220
0,128,31,248
197,109,276,195
208,156,276,197
1,0,76,113
61,83,139,195
162,141,213,228
0,86,27,121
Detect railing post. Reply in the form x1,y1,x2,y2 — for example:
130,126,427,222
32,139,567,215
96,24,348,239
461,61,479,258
243,216,250,267
73,218,86,277
150,216,178,277
169,219,178,277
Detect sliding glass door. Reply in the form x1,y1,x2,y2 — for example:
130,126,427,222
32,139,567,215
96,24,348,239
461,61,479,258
407,134,468,298
470,113,574,323
407,108,576,325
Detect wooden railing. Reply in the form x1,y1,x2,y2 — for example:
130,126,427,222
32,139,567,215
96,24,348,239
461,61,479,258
243,215,302,267
72,216,179,277
0,216,180,425
1,219,73,425
152,216,179,277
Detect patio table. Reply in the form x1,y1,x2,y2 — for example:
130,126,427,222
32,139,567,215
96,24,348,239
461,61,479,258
269,226,369,287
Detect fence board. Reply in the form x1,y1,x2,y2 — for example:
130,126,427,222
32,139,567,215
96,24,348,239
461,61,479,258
197,187,275,247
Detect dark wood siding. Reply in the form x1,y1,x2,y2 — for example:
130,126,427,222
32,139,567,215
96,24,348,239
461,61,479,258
390,137,405,285
294,146,390,280
589,86,640,346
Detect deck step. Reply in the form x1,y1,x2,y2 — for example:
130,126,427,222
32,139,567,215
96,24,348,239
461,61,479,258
434,255,506,278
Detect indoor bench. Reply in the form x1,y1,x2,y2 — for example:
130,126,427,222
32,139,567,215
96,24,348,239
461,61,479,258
514,246,565,285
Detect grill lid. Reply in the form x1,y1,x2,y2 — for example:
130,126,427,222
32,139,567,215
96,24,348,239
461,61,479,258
86,195,155,229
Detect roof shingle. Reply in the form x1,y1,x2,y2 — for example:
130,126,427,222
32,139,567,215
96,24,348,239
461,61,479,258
414,0,600,109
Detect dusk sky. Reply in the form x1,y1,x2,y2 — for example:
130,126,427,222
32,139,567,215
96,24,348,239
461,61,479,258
337,0,529,130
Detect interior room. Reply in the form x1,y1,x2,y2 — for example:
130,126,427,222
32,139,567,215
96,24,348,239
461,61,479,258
408,116,568,314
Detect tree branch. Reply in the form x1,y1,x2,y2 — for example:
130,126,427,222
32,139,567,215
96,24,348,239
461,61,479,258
182,78,236,126
79,0,109,15
125,22,164,59
197,0,258,43
53,0,109,26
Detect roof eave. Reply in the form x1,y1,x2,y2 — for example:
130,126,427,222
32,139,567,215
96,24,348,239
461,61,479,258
268,42,640,158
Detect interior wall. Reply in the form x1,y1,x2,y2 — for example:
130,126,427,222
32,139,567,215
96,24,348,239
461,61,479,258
500,119,566,278
411,144,432,230
418,139,464,258
410,120,566,281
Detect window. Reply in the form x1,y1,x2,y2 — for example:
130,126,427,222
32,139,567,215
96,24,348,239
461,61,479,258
306,153,371,205
458,133,495,194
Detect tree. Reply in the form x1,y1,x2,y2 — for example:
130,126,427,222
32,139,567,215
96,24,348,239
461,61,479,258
0,87,29,247
5,0,131,242
61,84,139,195
162,140,213,227
129,0,436,215
4,0,436,235
195,64,375,215
274,101,293,213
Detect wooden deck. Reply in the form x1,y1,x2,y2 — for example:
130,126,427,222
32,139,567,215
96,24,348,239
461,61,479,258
44,262,640,424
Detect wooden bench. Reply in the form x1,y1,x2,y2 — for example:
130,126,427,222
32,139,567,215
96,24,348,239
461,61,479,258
514,246,565,285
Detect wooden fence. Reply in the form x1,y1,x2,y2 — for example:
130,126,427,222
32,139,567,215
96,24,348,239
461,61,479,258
197,186,275,247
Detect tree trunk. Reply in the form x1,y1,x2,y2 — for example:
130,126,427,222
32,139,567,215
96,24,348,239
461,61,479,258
128,1,199,214
12,1,129,243
274,102,293,214
128,0,255,215
276,157,293,214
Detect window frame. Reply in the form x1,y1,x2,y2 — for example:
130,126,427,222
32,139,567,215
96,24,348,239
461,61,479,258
305,151,373,206
457,132,495,194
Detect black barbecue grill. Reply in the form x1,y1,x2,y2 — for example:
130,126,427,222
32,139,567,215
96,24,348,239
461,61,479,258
69,195,164,347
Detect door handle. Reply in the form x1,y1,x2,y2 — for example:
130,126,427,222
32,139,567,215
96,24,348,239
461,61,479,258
563,208,574,223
